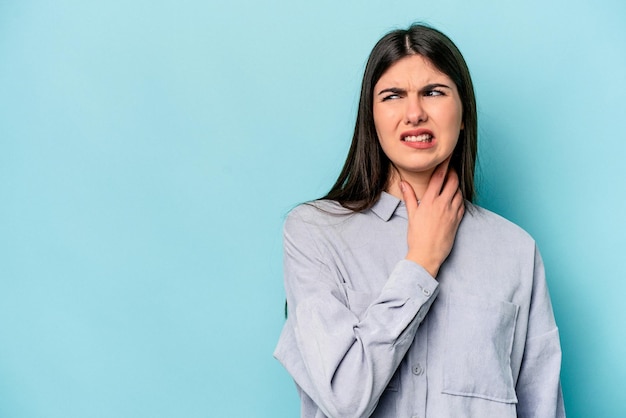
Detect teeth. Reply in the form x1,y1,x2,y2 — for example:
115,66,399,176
403,134,432,142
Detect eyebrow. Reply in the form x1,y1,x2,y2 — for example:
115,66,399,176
377,83,453,95
377,87,405,96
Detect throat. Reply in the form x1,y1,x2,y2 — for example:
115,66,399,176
385,169,432,201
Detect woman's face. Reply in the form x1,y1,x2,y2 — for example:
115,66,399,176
373,54,463,179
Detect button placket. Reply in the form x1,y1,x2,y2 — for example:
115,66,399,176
408,312,429,418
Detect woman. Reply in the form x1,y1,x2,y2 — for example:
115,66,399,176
274,24,564,418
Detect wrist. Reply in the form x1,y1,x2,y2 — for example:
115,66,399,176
405,254,440,278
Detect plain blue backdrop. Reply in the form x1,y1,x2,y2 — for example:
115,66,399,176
1,0,625,417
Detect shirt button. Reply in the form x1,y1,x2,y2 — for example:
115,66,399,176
412,363,424,376
422,288,431,296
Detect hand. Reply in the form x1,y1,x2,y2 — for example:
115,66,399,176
401,158,465,278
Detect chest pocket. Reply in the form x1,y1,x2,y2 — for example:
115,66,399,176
442,291,519,404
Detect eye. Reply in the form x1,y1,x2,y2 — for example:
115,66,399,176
381,93,400,101
424,89,445,97
377,88,405,102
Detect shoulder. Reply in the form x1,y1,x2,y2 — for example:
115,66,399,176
283,200,356,258
285,200,354,230
452,204,540,290
461,202,536,249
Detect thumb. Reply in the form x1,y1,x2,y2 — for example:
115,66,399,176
400,181,419,214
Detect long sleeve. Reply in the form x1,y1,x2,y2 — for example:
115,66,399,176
515,247,565,417
274,207,438,418
275,199,566,418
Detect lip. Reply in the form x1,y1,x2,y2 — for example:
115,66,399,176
401,129,436,149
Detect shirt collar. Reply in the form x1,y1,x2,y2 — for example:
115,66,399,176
371,192,403,221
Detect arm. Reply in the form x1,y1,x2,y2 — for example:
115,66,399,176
277,161,464,418
282,213,437,418
515,247,566,417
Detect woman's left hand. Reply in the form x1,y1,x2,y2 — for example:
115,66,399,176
401,158,465,278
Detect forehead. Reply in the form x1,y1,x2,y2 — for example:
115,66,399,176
376,54,451,87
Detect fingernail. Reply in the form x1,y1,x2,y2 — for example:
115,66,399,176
400,181,406,193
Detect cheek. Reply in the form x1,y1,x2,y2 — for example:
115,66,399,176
454,99,464,129
373,105,399,131
440,104,464,134
373,113,390,142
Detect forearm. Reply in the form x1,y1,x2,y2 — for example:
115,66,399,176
285,260,438,418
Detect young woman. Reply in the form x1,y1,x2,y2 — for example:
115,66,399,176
274,24,565,418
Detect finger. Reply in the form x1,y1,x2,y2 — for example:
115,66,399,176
441,168,460,198
400,181,419,214
451,186,464,209
457,200,466,220
423,157,452,200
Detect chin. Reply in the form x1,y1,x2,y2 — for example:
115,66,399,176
398,162,440,174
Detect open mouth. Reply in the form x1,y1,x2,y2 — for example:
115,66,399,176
402,133,433,143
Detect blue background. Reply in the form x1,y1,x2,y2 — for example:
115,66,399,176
1,0,624,417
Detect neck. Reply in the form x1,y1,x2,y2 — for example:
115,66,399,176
385,168,435,201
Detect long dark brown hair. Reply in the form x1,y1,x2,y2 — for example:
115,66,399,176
322,24,478,211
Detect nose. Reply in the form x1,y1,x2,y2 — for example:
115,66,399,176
405,95,427,125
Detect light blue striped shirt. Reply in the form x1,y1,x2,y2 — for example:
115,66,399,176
275,192,565,417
